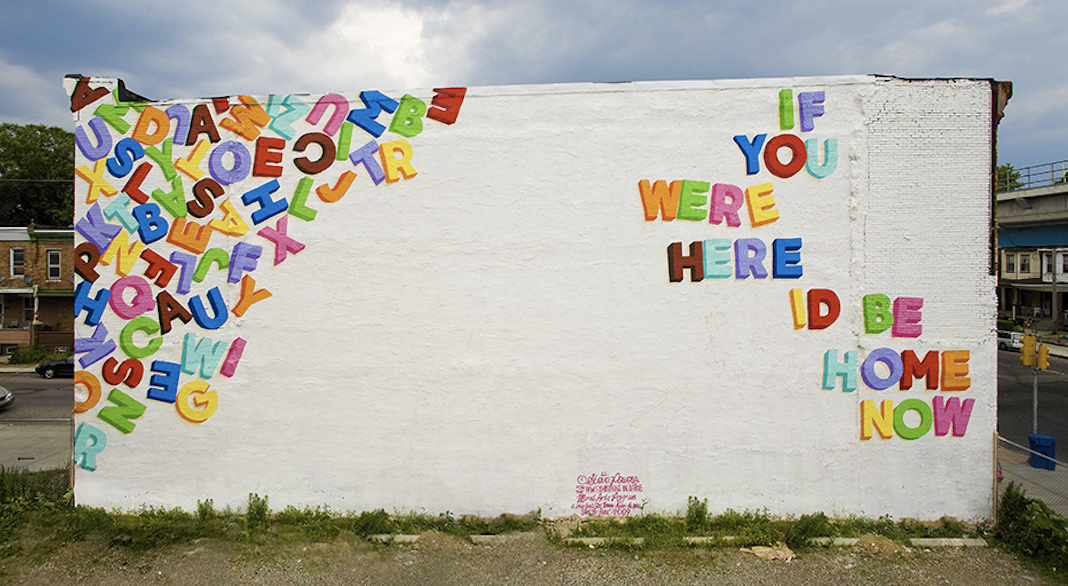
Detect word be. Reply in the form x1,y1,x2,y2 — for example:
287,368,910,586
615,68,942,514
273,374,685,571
789,290,923,337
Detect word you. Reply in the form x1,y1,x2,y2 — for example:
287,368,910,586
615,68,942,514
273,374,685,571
734,88,837,179
640,87,838,283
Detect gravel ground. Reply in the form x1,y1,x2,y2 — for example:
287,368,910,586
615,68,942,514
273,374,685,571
3,531,1057,586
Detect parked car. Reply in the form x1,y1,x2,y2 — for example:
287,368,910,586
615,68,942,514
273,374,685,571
35,356,74,379
0,386,12,410
997,330,1024,351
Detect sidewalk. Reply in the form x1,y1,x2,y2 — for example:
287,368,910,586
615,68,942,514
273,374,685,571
998,440,1068,518
0,363,38,373
1042,336,1068,359
1025,329,1068,358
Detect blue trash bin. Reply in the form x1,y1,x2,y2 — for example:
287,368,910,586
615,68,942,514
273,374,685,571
1028,434,1056,470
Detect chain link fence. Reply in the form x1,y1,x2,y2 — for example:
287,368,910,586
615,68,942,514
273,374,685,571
0,418,73,502
998,435,1068,517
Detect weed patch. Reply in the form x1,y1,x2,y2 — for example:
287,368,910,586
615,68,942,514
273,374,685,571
994,482,1068,578
245,493,270,534
274,506,343,541
0,466,69,504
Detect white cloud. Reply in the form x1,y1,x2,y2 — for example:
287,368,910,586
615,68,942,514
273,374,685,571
872,19,980,74
986,0,1029,16
0,55,72,127
300,2,437,90
1005,84,1068,122
153,1,438,96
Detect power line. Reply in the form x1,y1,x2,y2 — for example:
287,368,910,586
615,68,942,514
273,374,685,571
0,178,71,183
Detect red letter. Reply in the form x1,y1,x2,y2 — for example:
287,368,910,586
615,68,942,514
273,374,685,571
253,136,286,177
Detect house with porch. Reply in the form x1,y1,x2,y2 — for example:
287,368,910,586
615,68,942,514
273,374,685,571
997,160,1068,328
0,226,74,354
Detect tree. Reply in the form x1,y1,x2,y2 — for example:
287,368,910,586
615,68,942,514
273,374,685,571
0,123,74,227
997,163,1023,192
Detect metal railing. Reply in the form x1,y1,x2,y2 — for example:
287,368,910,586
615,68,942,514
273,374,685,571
0,418,72,502
997,435,1068,518
998,160,1068,193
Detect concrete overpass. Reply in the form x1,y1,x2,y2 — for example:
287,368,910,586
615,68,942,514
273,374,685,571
998,180,1068,228
997,161,1068,325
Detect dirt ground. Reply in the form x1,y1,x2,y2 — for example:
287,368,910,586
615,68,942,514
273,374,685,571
2,531,1057,586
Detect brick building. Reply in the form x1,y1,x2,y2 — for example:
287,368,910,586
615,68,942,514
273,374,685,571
0,226,74,354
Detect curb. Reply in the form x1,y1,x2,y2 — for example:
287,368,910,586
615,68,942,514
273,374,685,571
910,538,987,548
367,534,523,545
0,366,37,374
563,536,987,547
365,534,988,548
368,534,420,543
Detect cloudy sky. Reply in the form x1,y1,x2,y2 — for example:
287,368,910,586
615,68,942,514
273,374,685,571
0,0,1063,169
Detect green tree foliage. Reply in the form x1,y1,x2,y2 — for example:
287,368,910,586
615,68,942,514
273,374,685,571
0,123,74,227
997,163,1023,192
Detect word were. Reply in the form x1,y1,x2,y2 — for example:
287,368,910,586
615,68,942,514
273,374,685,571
638,180,780,227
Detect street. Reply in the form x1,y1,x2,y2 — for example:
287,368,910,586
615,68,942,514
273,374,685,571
0,372,72,471
997,348,1068,448
0,372,73,420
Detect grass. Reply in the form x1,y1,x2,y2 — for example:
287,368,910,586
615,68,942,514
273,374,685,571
0,469,544,568
568,496,983,551
0,471,1064,583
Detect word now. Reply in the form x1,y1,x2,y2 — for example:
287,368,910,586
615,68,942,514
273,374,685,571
860,396,975,440
638,180,780,227
668,238,802,282
823,348,970,393
790,289,923,337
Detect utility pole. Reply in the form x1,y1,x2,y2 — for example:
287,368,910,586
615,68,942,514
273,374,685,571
1021,333,1051,434
1052,249,1062,332
1033,355,1039,435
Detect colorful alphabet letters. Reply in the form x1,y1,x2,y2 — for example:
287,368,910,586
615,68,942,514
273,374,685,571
70,79,466,471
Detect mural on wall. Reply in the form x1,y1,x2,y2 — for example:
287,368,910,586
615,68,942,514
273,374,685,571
640,88,974,446
68,75,996,520
68,77,467,470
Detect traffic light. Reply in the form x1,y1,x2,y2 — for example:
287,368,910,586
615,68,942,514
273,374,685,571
1038,344,1051,370
1021,334,1036,366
